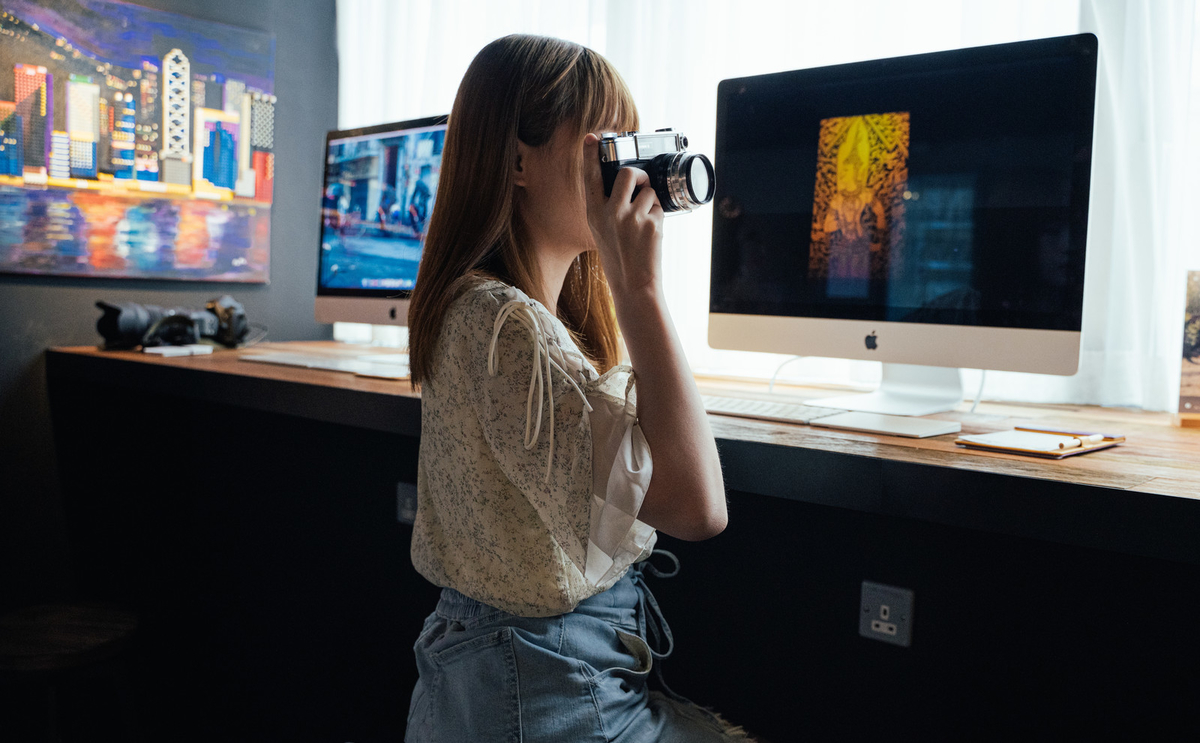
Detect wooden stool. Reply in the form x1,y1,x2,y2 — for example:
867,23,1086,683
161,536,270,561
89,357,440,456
0,603,139,742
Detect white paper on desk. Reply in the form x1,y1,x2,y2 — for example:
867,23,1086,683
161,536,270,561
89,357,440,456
958,430,1082,452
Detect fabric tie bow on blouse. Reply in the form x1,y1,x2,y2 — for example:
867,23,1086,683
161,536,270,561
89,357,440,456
488,294,594,483
486,288,656,586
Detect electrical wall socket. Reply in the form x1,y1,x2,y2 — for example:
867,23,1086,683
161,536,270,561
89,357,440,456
860,580,915,647
396,482,418,525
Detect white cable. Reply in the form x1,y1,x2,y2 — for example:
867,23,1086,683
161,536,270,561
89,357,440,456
768,355,806,394
969,370,987,414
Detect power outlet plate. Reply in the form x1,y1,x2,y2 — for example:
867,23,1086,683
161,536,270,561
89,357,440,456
859,581,915,647
396,482,418,525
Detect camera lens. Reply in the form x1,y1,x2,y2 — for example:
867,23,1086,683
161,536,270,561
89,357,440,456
649,151,715,213
685,154,714,205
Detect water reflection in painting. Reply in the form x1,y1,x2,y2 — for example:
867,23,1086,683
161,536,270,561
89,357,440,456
0,186,268,279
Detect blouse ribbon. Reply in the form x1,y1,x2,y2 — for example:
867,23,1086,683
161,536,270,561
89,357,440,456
488,299,593,482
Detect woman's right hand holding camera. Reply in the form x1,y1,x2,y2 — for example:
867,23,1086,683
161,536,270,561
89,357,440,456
582,133,664,314
580,132,727,543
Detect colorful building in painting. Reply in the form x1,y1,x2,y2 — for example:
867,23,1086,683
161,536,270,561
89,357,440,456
97,96,111,175
250,94,275,151
223,79,246,115
233,93,255,197
109,92,136,179
14,64,51,174
69,139,97,179
0,101,23,176
191,77,206,115
252,149,274,203
202,74,224,109
250,93,276,203
66,76,100,179
134,61,160,181
193,107,239,195
49,131,70,179
205,125,237,189
160,49,192,186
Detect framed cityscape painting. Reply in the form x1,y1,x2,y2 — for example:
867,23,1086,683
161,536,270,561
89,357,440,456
0,0,275,282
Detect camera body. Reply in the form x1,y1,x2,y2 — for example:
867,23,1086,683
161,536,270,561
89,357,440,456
598,129,714,213
96,295,249,349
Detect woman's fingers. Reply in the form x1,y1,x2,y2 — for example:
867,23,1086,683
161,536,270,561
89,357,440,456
631,177,660,216
610,166,649,210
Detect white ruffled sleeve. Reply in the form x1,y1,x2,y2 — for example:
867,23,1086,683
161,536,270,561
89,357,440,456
582,367,658,586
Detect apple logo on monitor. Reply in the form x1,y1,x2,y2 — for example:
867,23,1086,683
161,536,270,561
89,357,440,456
865,331,878,350
390,306,397,320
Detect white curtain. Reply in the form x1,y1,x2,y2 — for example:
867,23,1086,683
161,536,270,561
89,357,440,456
336,0,1199,411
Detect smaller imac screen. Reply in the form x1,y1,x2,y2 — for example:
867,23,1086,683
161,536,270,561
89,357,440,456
319,122,446,292
710,34,1097,331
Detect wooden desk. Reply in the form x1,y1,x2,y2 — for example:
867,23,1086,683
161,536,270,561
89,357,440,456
46,342,1200,564
42,341,1200,741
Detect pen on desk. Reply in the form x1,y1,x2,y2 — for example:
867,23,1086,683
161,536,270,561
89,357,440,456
1015,426,1113,440
1058,433,1105,450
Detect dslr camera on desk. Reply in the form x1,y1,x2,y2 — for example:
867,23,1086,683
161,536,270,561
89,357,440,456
95,295,253,353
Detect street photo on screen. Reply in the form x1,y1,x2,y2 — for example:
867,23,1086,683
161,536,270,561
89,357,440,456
319,127,444,291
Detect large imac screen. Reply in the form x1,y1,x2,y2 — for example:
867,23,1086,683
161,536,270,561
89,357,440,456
710,34,1097,331
318,117,447,294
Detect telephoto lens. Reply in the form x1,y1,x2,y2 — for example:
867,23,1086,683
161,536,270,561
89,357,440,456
95,295,249,349
598,129,715,213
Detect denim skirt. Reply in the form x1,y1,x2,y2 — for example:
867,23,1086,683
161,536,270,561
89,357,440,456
404,560,748,742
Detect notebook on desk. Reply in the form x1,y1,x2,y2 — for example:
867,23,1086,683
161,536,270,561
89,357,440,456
956,427,1125,458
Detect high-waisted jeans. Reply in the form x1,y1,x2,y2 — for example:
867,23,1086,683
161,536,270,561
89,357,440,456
404,553,746,742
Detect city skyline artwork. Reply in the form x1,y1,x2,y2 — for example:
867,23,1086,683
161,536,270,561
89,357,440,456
0,0,276,281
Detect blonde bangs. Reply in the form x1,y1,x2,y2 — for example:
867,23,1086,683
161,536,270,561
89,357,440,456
576,48,639,136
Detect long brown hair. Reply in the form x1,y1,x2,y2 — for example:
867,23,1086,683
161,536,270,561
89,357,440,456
407,35,638,388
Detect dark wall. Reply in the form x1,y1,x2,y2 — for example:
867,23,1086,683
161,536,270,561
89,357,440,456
0,0,338,610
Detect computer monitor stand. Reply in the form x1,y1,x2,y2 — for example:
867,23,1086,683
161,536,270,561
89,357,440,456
333,323,410,367
807,363,964,417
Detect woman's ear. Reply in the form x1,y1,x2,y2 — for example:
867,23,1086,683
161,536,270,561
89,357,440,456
513,140,529,188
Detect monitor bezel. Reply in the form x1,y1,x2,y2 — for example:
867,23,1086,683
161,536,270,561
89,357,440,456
315,114,448,301
707,33,1098,376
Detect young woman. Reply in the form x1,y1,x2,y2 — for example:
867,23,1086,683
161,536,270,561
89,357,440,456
404,34,753,742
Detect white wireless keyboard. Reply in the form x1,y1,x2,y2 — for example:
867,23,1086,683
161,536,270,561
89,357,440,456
240,352,410,379
701,395,962,438
812,411,961,439
701,395,844,425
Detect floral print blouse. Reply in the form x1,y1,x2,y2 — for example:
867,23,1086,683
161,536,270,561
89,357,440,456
411,279,656,617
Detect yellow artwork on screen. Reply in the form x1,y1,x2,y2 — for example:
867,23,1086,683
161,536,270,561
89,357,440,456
809,112,910,283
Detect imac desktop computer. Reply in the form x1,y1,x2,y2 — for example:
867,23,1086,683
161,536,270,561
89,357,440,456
708,34,1098,423
241,115,447,377
314,115,448,328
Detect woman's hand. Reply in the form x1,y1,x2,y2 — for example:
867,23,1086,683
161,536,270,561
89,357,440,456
583,133,664,305
579,133,727,542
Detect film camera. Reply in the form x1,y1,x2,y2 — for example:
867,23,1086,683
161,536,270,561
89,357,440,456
96,295,250,350
598,129,715,213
